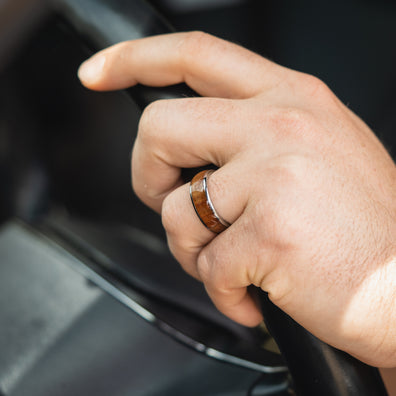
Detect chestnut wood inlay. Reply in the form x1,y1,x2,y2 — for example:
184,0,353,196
190,170,228,234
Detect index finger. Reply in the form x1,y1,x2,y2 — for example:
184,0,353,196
78,31,287,99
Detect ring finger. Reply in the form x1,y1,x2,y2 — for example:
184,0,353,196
162,162,251,280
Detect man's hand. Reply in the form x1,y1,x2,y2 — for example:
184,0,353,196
78,32,396,367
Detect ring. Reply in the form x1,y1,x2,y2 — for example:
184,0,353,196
190,170,230,234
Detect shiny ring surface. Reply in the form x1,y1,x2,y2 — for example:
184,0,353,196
190,170,230,234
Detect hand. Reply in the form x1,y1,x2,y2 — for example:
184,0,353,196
78,32,396,367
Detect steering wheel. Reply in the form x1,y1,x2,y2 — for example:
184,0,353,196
44,0,389,394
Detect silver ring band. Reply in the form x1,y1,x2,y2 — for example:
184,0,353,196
202,170,231,228
190,169,231,234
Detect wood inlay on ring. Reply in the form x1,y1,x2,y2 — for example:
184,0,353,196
190,170,229,234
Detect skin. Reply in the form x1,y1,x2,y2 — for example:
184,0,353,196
78,32,396,368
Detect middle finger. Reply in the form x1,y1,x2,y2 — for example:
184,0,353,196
132,97,258,212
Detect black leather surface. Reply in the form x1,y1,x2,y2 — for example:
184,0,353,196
42,214,243,332
0,222,275,396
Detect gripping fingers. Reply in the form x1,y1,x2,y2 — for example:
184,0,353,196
161,164,250,280
197,219,265,327
131,97,252,212
162,183,214,280
162,167,265,327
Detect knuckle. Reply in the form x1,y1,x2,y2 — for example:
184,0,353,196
269,155,310,197
253,155,311,240
266,106,316,139
131,177,143,201
300,73,331,100
161,193,179,236
131,175,154,205
196,252,211,282
197,249,229,289
180,31,217,64
138,100,167,146
184,30,214,49
251,198,277,239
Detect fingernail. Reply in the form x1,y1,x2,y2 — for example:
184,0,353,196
78,55,105,84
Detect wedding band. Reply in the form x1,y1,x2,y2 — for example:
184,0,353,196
190,170,230,233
